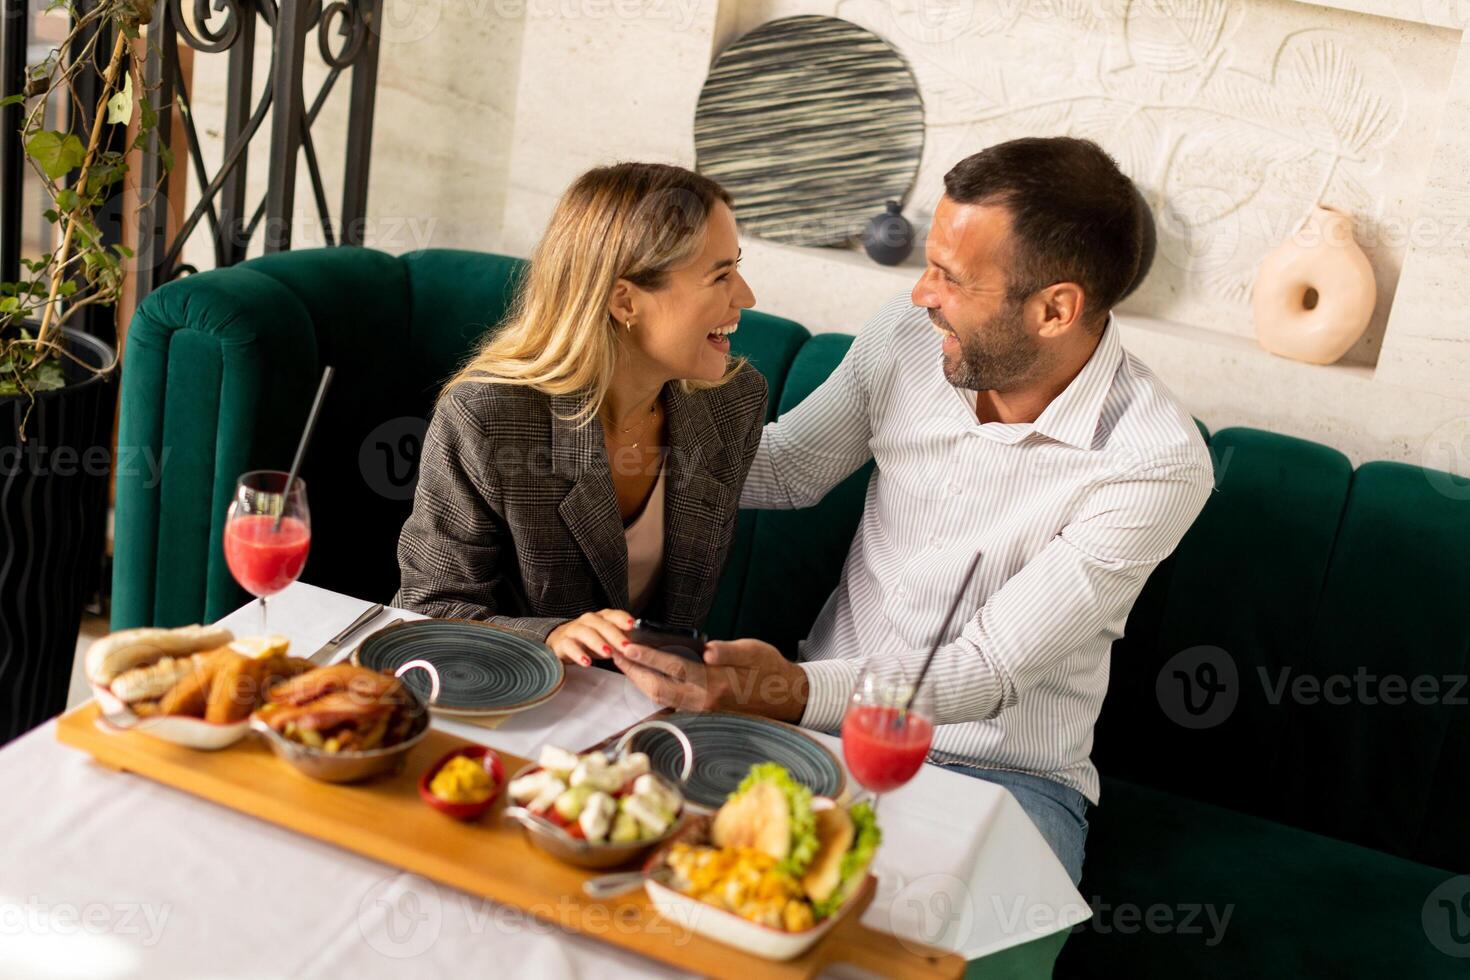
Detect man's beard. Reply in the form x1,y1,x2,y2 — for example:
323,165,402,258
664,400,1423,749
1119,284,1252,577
934,303,1040,392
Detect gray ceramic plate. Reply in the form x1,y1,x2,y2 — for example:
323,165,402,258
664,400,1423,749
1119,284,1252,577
354,619,563,717
626,711,845,809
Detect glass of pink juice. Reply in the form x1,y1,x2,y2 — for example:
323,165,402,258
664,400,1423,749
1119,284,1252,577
224,470,311,634
841,660,934,801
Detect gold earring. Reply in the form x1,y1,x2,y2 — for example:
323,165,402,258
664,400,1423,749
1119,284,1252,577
625,317,635,331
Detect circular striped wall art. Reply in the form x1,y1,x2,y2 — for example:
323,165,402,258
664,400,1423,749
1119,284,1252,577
695,15,925,248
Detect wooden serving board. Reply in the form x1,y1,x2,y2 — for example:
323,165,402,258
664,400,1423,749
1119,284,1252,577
56,703,963,979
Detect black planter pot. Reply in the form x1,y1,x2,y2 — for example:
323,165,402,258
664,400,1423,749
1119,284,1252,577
1,327,118,745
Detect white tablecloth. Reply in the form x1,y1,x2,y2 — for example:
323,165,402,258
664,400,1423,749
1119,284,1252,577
0,582,1090,978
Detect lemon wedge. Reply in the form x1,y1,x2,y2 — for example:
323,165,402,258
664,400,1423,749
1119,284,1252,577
229,634,290,659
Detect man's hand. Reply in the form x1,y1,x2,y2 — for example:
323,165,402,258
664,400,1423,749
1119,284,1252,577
612,638,809,722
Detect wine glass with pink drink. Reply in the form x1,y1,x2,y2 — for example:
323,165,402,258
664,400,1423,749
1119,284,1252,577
841,659,934,803
223,470,311,634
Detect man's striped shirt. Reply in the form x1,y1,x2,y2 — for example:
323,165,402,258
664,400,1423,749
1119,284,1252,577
741,296,1213,801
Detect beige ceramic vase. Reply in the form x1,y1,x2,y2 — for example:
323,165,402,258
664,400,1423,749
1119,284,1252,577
1252,205,1377,365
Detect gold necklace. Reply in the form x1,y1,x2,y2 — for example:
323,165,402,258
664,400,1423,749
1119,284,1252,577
604,402,659,449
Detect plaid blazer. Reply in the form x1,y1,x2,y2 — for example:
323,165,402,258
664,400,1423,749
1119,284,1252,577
393,365,768,640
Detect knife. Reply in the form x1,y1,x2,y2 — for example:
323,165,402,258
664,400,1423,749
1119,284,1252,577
307,603,385,665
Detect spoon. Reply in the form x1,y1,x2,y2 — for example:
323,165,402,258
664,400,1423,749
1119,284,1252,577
502,805,567,837
582,865,672,900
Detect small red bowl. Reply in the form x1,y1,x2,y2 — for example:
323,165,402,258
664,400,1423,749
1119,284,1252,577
418,745,505,820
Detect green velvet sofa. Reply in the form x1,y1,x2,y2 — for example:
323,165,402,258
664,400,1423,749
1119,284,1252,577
114,247,1470,976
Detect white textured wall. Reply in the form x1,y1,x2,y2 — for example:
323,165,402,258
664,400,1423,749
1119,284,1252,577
183,0,1470,476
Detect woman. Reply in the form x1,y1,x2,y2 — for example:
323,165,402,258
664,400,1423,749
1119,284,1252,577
394,162,765,667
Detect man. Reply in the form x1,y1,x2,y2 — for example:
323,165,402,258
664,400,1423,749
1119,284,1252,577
613,137,1213,884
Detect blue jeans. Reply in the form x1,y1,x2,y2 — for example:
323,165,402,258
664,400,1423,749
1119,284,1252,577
942,764,1089,885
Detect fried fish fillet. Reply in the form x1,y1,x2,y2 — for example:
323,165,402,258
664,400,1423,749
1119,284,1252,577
205,652,266,724
157,647,233,717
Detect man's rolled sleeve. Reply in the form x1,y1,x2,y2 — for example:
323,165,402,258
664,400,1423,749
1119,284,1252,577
797,658,860,732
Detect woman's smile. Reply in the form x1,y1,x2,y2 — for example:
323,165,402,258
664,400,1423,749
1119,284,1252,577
707,316,739,353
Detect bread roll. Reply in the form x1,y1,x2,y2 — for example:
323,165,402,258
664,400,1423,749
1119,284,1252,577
85,625,235,686
110,654,208,703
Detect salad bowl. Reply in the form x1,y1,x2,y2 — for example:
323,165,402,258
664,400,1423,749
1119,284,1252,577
503,720,694,869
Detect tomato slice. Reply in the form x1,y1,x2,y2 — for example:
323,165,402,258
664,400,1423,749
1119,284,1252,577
565,821,586,839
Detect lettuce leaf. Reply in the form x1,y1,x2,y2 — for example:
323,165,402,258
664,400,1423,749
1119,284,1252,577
811,801,882,920
733,762,818,876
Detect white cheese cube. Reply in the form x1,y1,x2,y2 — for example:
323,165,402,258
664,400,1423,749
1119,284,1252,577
621,793,673,836
570,754,621,792
632,773,681,814
578,791,617,842
508,769,557,805
528,777,567,813
537,745,580,777
613,752,650,784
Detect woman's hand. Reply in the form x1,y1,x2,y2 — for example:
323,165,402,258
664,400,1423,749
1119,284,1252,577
546,609,636,667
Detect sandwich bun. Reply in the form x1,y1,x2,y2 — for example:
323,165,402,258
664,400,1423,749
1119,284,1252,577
800,807,856,904
85,625,235,687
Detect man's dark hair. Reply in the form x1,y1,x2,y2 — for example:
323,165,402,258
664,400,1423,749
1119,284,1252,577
943,137,1141,328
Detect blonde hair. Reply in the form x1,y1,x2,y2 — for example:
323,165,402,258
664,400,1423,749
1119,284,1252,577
442,162,745,422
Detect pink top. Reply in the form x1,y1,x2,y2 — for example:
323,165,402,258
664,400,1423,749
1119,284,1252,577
624,468,666,615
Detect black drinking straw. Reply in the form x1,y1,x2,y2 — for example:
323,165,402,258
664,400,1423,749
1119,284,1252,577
902,551,983,717
274,365,335,531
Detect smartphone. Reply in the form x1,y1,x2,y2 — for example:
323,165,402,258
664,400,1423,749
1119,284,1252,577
627,619,707,664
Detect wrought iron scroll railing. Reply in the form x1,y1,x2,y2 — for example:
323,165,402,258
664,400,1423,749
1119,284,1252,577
135,0,383,297
1,0,381,313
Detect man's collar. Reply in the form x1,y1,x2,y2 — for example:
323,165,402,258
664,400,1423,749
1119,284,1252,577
1027,313,1123,450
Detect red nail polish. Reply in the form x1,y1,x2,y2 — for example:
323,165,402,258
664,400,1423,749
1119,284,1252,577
627,619,635,627
621,640,630,647
602,645,611,654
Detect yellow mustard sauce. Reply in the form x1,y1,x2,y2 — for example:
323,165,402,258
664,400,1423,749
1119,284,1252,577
431,755,494,803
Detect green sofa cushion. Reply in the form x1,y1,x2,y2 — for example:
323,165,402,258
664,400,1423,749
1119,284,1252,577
1059,777,1463,978
1292,461,1470,870
705,313,813,639
243,248,432,612
730,334,875,658
400,249,527,402
1094,428,1352,824
116,265,327,627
